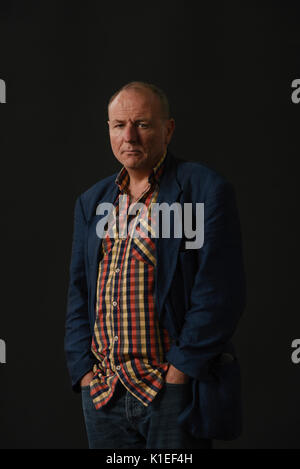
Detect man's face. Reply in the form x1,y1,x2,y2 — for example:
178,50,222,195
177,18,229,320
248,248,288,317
108,88,175,173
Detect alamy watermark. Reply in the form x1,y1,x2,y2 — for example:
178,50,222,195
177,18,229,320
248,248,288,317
0,78,6,103
0,339,6,363
96,196,204,249
291,339,300,364
291,78,300,104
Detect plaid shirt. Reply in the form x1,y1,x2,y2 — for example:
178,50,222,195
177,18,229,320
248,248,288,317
89,152,171,408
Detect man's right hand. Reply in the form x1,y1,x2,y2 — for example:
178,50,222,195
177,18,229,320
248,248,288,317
80,371,94,387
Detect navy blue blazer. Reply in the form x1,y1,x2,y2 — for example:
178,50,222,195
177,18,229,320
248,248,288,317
65,151,246,440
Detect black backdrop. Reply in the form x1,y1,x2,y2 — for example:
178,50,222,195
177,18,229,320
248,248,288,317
0,1,299,449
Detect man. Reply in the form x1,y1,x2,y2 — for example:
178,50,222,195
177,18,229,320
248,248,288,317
65,82,246,449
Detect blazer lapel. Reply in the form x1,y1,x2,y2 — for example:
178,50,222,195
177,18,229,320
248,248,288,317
88,184,119,324
154,152,183,319
88,184,119,268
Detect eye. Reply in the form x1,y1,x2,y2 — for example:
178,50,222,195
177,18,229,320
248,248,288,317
114,123,124,128
137,123,149,128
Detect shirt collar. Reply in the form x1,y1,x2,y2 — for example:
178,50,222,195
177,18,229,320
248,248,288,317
114,151,167,192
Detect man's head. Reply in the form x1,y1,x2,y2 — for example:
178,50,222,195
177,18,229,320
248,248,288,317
107,82,175,174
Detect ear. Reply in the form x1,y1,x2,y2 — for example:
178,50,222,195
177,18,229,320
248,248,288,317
165,118,175,144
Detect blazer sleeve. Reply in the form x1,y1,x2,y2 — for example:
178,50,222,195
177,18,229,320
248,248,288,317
64,195,96,392
166,181,246,380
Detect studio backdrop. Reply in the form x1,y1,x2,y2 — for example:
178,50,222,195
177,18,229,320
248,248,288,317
0,1,299,449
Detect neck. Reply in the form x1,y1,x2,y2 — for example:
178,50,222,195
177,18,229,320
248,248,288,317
126,168,151,187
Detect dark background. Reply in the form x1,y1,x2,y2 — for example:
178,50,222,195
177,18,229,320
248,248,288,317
0,1,299,449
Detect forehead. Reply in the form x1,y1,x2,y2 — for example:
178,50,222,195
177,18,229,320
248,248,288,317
109,89,161,119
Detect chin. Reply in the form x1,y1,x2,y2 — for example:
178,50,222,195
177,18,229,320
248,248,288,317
125,161,144,169
124,155,146,166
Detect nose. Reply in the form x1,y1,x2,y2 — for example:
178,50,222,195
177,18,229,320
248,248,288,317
124,122,138,142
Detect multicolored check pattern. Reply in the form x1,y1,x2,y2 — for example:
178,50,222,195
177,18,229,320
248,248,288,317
89,153,171,408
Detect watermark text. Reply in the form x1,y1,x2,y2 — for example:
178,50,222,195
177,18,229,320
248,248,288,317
0,339,6,363
0,79,6,103
291,78,300,104
291,339,300,364
96,197,204,249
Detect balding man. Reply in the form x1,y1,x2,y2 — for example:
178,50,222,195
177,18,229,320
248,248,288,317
65,82,246,449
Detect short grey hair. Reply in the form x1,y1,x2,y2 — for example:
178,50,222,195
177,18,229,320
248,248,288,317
108,81,170,119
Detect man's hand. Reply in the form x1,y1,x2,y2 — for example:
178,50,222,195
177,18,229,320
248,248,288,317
165,364,189,384
80,371,94,387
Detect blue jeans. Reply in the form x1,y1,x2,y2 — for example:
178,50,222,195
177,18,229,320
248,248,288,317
81,379,212,449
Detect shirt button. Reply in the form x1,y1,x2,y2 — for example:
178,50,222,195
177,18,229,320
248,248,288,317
114,336,118,342
116,365,121,371
115,268,120,273
112,301,117,306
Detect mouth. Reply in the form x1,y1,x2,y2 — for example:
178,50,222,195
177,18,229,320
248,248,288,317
123,149,141,153
123,150,142,155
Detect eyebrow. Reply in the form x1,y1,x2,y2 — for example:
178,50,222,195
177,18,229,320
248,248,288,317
111,118,150,123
